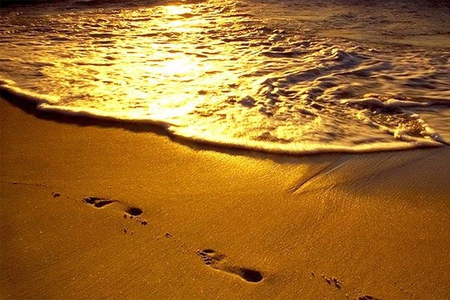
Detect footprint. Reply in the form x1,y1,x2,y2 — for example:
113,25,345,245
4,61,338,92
83,196,117,208
321,274,342,289
125,206,143,216
358,296,379,300
83,196,145,221
197,249,263,283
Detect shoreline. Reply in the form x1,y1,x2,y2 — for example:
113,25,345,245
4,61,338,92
1,96,450,299
1,82,447,157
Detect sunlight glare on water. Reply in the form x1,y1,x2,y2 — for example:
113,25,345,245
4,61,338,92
164,5,193,15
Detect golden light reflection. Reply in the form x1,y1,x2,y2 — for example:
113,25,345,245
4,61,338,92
2,0,449,155
41,1,261,122
163,5,193,16
159,5,204,32
159,57,199,76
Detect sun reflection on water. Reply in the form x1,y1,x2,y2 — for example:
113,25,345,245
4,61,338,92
87,2,263,121
164,5,193,16
13,1,262,118
2,0,449,152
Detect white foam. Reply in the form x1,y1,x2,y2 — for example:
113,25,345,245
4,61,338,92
0,78,59,105
342,96,450,109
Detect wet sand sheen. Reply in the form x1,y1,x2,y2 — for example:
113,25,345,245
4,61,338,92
1,97,450,299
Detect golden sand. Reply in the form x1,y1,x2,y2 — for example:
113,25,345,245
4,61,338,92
1,97,450,299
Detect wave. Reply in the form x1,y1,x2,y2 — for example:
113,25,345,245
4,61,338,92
2,78,449,154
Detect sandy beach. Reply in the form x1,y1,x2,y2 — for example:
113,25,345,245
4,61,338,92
1,96,450,299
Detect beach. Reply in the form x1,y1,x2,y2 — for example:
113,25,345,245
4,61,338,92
1,0,450,298
1,96,450,299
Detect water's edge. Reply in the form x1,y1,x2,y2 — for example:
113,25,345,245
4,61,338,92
2,79,448,155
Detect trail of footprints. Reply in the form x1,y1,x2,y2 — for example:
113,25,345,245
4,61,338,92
78,193,381,295
81,195,264,283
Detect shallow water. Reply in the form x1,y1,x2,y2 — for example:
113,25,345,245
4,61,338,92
1,0,450,154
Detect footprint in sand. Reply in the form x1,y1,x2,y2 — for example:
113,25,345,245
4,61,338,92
197,249,263,283
83,196,146,224
83,196,117,208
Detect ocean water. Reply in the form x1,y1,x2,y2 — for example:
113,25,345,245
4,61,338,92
1,0,450,154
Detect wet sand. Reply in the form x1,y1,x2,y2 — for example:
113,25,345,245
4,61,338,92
1,96,450,299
